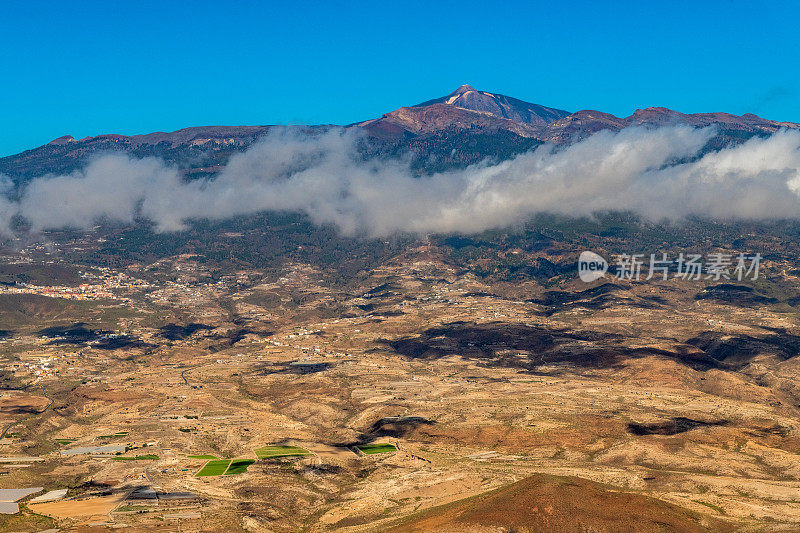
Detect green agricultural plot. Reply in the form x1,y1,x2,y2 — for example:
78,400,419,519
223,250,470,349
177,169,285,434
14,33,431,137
98,432,128,439
54,438,77,445
254,445,311,459
113,454,159,461
357,443,397,454
224,459,255,475
188,454,218,459
196,459,231,477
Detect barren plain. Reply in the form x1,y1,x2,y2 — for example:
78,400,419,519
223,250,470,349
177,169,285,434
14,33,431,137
1,222,800,532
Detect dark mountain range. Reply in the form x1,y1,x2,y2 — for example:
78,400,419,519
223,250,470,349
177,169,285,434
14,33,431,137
359,84,799,143
542,106,800,144
0,125,325,184
2,84,798,184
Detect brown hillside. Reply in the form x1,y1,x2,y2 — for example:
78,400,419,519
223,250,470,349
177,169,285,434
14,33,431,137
386,473,732,533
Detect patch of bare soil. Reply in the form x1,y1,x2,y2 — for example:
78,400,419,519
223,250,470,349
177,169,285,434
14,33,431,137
385,473,733,533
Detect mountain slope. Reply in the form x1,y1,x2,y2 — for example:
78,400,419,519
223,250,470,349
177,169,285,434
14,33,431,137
414,83,571,126
543,106,800,143
358,84,569,139
359,102,541,138
386,473,732,533
0,125,326,184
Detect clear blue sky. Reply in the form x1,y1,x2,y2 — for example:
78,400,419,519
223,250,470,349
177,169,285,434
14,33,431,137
2,0,799,156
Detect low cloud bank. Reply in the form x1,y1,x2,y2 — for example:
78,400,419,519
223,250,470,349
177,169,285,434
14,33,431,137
5,125,800,237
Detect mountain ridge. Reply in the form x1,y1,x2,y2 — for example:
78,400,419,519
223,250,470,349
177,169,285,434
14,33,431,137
27,84,800,152
3,84,799,184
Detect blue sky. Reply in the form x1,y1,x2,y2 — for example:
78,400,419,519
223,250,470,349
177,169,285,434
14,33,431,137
1,0,799,156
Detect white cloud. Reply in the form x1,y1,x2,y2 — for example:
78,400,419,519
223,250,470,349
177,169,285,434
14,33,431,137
5,125,800,237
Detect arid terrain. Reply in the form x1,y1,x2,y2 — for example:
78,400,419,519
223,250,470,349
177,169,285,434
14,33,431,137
0,216,800,532
2,80,800,532
6,0,800,526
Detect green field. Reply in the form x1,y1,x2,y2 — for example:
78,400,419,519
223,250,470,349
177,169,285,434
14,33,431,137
356,443,397,454
98,432,128,439
224,459,255,475
188,454,218,459
254,445,311,459
196,459,232,476
113,454,159,461
54,438,77,445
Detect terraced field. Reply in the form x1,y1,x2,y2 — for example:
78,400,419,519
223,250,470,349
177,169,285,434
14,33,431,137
356,443,396,455
196,460,231,477
254,445,311,459
224,459,255,475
